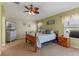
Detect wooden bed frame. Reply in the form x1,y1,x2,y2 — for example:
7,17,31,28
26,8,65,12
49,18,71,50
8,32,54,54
25,31,58,52
25,33,37,52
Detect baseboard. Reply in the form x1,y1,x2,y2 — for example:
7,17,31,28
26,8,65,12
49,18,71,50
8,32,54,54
71,45,79,49
0,51,2,55
0,47,2,55
2,43,6,47
16,37,24,40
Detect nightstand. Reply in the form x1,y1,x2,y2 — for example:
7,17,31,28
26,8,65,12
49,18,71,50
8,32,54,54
57,36,70,48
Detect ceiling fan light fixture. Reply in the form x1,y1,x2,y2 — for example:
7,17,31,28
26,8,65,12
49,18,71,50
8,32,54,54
28,12,32,15
31,11,35,15
28,11,35,15
24,5,39,15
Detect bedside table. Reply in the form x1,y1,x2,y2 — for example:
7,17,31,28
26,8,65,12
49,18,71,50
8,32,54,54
57,36,70,48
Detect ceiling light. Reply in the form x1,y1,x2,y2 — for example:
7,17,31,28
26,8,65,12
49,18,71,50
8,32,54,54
28,11,35,15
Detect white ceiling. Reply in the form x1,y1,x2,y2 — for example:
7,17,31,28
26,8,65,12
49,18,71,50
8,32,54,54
4,2,79,21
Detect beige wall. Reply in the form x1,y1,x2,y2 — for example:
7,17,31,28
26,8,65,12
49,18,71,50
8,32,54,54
1,4,6,46
0,3,6,46
0,3,1,54
0,3,6,54
37,7,79,36
16,20,36,39
6,18,36,39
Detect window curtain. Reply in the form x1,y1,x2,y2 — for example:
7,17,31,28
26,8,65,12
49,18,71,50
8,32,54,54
62,14,79,27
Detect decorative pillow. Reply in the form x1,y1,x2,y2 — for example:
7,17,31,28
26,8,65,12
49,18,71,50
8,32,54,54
45,30,51,34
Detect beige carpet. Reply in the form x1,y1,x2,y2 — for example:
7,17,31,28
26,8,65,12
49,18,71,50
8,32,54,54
1,39,79,56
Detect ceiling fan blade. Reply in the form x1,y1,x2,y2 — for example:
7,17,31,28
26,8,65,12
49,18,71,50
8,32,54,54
35,7,39,10
14,2,20,4
25,6,29,10
24,11,29,12
35,12,39,14
30,5,33,8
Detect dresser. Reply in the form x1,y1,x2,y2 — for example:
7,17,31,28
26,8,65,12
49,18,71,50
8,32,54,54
57,36,70,48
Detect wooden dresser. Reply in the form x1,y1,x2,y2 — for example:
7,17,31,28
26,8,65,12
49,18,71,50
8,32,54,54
57,36,70,48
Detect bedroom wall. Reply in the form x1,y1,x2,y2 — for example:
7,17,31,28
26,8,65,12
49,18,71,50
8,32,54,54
6,18,36,39
0,3,6,54
15,20,36,39
0,3,2,54
0,3,6,46
37,7,79,36
1,4,6,46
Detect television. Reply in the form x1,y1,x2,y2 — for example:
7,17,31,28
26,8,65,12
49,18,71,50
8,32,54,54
69,31,79,38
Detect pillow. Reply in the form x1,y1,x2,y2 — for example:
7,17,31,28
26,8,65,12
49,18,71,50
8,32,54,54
45,30,51,34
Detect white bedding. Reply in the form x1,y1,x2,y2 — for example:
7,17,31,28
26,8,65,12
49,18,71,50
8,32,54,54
36,33,56,48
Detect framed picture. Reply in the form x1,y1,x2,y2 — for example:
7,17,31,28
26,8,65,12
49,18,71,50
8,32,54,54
47,19,55,25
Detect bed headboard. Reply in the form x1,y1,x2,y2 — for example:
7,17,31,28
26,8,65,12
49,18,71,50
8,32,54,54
54,31,59,37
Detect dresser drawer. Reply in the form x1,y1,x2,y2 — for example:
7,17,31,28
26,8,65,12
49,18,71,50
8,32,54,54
58,36,70,47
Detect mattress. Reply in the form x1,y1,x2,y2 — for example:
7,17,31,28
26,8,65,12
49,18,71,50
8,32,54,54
37,33,56,48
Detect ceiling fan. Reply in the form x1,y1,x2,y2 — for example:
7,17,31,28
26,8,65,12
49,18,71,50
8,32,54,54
14,2,20,4
24,5,39,15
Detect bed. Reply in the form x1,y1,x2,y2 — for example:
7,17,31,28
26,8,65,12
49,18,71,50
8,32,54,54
36,32,56,48
25,30,57,52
